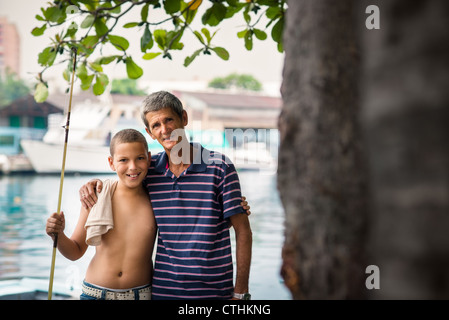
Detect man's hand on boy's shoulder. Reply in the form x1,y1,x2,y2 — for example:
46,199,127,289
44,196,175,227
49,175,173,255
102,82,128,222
241,196,251,216
79,179,103,209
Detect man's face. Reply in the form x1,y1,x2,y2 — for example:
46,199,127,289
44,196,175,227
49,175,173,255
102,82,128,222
144,107,188,151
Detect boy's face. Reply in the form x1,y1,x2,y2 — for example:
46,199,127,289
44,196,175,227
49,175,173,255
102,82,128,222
108,142,150,189
144,107,188,151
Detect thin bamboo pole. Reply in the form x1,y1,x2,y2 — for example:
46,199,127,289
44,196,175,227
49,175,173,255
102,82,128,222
48,47,78,300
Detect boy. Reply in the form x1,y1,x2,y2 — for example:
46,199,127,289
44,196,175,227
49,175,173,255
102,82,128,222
46,128,156,300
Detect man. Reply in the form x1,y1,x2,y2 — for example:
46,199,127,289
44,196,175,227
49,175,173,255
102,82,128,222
80,91,252,300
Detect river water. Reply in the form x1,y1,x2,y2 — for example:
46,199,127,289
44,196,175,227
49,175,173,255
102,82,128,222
0,170,291,300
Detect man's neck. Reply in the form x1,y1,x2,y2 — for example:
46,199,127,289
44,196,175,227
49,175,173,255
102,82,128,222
166,142,194,177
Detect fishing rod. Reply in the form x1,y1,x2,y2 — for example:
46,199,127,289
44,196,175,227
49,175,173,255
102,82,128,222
48,46,78,300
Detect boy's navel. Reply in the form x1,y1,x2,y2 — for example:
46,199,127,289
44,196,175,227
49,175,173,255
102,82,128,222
118,271,123,277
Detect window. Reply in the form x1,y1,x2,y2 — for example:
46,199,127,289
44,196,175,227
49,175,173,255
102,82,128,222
0,135,14,146
9,116,20,127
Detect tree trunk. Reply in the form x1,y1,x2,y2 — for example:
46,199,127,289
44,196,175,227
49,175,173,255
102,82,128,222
278,0,368,299
361,0,449,299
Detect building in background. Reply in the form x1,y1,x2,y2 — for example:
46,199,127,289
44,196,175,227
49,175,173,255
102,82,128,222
0,16,20,76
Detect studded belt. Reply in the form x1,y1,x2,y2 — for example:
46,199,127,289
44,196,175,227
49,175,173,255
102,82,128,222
82,282,151,300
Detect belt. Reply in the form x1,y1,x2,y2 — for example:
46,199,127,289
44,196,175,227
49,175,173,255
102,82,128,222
82,282,151,300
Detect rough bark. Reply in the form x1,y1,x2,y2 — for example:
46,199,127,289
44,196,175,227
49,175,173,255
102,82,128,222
361,0,449,299
278,0,368,299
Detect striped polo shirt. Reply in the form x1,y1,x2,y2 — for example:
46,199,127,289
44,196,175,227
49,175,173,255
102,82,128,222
144,143,244,300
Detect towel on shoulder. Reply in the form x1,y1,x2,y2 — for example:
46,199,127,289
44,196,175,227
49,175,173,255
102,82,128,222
84,179,118,246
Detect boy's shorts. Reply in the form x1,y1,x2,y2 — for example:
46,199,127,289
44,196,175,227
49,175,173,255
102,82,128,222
80,280,151,300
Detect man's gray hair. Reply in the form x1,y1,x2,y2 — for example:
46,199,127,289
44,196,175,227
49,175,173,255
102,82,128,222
140,91,184,129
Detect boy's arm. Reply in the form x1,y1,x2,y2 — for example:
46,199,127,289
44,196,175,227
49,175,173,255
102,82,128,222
46,206,89,261
229,212,252,298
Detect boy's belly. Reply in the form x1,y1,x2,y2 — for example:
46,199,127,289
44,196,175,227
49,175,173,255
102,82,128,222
85,250,153,289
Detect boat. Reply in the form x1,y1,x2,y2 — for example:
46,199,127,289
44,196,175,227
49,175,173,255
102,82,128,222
0,277,79,300
20,140,111,174
0,127,46,174
0,154,34,174
20,94,162,174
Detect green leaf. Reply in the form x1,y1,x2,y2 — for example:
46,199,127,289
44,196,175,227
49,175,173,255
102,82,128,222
193,31,205,45
166,30,184,50
31,24,46,37
38,47,57,66
244,30,253,50
153,29,167,49
201,28,211,44
94,19,108,37
80,15,95,29
123,22,139,28
141,3,149,21
271,17,284,43
63,68,70,82
80,74,95,90
97,73,109,87
182,0,198,24
42,6,65,23
125,58,143,79
202,6,220,27
109,35,129,51
211,3,227,21
266,6,282,20
34,82,49,103
100,1,121,14
76,63,88,80
164,0,181,14
64,24,78,39
142,52,162,60
237,29,247,39
88,61,103,72
92,81,105,95
96,55,120,65
81,35,99,49
92,73,109,95
184,48,203,67
211,47,229,61
140,25,154,52
277,41,283,53
253,28,267,40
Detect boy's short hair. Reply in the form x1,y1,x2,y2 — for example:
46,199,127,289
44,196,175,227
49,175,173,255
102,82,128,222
141,91,184,129
110,129,148,156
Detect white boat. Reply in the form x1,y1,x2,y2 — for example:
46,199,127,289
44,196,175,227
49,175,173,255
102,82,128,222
0,154,34,174
20,94,156,174
230,141,278,172
20,140,111,174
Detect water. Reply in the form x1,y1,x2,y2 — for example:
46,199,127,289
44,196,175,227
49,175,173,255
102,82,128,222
0,171,291,300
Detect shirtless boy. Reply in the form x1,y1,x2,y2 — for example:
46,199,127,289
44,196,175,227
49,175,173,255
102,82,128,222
45,129,156,300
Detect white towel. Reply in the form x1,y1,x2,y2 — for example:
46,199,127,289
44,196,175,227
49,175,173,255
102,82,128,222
84,179,118,246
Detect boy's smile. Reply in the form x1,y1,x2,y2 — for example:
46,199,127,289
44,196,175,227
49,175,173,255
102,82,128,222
108,142,150,188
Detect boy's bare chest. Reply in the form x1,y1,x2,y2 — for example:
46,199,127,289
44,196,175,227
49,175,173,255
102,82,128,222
109,196,155,236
